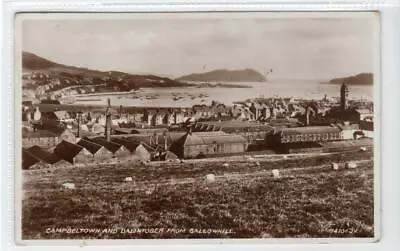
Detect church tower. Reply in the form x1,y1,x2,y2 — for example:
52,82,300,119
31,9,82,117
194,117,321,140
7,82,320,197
340,82,349,114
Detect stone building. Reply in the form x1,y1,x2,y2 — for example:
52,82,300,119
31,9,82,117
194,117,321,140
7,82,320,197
53,140,93,164
111,137,152,161
86,137,131,159
76,138,114,162
267,126,342,145
170,131,248,159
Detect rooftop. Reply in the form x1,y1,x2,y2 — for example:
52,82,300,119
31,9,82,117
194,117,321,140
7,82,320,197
54,140,86,160
277,126,341,136
76,139,104,154
25,146,61,164
88,137,125,153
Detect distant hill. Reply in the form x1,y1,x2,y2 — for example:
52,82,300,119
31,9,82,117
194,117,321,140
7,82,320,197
328,73,373,86
23,52,60,69
22,51,190,90
176,69,267,82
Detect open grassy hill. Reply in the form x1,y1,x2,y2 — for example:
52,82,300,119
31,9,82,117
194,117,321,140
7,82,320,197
22,52,190,90
22,151,374,239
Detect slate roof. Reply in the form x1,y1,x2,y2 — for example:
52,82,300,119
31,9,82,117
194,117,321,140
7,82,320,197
131,128,169,134
77,139,104,154
54,140,86,163
41,123,68,135
111,138,140,152
87,137,125,154
277,126,341,136
26,146,61,164
113,127,136,134
174,133,204,146
22,149,42,169
194,121,273,133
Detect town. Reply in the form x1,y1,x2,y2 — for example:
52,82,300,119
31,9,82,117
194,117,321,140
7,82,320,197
21,82,374,169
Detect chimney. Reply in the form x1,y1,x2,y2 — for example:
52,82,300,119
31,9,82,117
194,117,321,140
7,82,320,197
77,112,82,138
155,134,159,145
164,134,168,151
105,98,112,141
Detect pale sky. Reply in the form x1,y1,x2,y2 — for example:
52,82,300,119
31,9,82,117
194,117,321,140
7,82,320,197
21,13,378,80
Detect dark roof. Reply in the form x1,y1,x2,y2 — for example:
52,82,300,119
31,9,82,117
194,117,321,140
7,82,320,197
22,149,42,169
178,133,205,146
277,126,341,136
113,127,136,134
77,139,104,154
111,138,140,152
41,123,68,135
131,128,168,134
26,146,61,164
54,140,86,162
41,112,59,120
195,121,273,130
87,137,125,153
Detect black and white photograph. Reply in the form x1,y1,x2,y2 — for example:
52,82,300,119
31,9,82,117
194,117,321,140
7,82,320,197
16,12,379,241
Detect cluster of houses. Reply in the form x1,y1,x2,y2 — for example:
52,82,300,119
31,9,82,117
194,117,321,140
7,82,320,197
23,71,104,102
21,83,375,169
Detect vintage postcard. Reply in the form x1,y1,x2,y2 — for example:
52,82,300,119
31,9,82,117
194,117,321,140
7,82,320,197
14,12,380,244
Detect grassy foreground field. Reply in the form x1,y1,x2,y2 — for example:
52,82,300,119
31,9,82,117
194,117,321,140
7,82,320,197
22,151,375,239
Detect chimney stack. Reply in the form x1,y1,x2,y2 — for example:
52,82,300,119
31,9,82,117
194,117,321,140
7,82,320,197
306,107,310,126
105,98,112,141
77,112,82,138
164,134,168,151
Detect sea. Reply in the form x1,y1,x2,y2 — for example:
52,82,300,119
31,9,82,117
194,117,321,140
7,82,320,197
72,81,374,108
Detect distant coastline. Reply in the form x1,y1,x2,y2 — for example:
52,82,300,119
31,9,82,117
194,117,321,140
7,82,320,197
176,69,267,82
323,73,373,86
194,82,252,89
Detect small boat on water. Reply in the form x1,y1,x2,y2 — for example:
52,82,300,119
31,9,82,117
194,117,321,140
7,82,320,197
173,96,184,101
76,98,102,102
146,95,158,99
198,93,209,98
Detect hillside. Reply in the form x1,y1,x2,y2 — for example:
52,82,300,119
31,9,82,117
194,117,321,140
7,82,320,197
22,150,373,239
23,52,60,69
329,73,373,86
176,69,267,82
22,52,190,91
